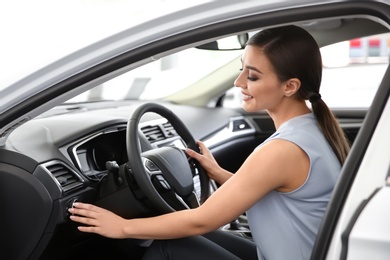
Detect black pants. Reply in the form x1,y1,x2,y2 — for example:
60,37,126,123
142,230,257,260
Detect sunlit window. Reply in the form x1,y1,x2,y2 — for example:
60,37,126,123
224,33,390,109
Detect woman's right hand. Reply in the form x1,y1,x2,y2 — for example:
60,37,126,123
185,141,233,184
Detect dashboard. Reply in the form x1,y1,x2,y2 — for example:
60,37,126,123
70,126,128,181
0,101,365,260
67,117,189,179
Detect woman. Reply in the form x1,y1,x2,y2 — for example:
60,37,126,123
69,25,350,260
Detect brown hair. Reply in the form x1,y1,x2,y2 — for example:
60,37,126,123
247,25,350,164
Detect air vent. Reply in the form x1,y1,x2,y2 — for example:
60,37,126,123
231,118,252,132
162,122,177,138
141,122,178,143
42,161,83,193
141,125,165,142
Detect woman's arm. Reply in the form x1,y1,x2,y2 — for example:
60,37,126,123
69,139,309,240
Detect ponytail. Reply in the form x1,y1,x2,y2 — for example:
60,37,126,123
311,98,350,164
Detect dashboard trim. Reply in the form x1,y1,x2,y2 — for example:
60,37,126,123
41,160,85,195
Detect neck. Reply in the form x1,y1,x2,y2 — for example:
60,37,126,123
267,100,311,129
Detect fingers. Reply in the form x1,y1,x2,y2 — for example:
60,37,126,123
69,214,98,227
77,225,99,233
197,141,212,157
69,203,98,217
186,140,205,156
68,202,126,238
185,147,199,158
196,140,207,151
72,202,99,211
68,202,101,227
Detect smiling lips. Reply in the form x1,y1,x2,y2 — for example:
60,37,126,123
242,92,253,101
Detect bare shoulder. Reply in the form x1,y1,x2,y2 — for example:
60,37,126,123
243,139,310,192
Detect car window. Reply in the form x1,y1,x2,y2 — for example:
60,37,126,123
223,33,390,109
68,47,241,103
68,32,389,109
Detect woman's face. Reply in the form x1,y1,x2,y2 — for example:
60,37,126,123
234,45,286,113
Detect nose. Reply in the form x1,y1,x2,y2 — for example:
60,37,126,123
234,70,246,89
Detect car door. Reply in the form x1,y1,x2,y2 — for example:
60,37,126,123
311,62,390,259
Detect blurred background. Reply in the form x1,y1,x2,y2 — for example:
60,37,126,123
1,0,389,108
0,0,186,88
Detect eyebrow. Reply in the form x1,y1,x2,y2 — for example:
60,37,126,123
240,58,263,74
245,65,263,74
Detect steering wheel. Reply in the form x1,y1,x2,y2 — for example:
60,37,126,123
126,103,209,213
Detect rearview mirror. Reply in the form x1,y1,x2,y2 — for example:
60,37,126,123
196,33,249,50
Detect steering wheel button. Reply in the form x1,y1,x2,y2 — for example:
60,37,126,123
155,175,165,181
145,159,159,171
156,175,171,190
159,180,171,190
152,175,171,191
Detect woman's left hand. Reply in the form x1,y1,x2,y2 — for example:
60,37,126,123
69,202,128,239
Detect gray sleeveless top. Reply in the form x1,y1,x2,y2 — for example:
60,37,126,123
246,113,341,260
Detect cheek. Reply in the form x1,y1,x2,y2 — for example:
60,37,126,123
249,81,274,98
249,81,283,104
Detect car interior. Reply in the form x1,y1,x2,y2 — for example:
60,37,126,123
1,11,389,260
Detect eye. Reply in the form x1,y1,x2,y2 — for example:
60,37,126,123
247,76,258,81
240,68,258,81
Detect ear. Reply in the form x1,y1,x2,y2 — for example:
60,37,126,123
283,78,301,97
